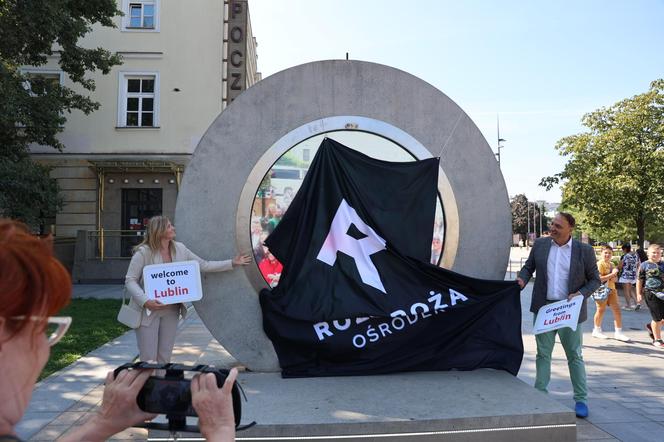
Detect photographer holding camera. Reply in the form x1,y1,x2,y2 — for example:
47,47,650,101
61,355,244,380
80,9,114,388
0,219,238,442
59,368,239,441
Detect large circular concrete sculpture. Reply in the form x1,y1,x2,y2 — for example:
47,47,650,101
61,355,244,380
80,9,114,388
175,60,510,371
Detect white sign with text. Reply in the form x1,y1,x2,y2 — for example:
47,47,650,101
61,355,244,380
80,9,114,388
533,296,583,335
143,261,202,305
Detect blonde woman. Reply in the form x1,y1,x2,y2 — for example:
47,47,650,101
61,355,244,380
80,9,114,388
125,216,251,363
592,245,631,342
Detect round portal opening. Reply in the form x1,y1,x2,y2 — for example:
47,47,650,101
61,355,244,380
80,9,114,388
251,130,445,287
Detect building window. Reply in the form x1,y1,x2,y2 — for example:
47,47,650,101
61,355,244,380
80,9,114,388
118,72,159,128
21,70,64,96
126,77,154,127
122,0,159,32
302,149,311,162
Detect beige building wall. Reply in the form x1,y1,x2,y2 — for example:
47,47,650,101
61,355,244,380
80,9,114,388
246,9,262,86
29,0,260,248
48,160,98,237
32,0,224,157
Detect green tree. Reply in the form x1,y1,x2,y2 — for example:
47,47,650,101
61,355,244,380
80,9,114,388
541,79,664,248
0,158,62,227
510,194,546,241
275,151,309,168
0,0,122,230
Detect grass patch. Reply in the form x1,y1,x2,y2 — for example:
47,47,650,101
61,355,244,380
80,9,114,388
40,298,130,380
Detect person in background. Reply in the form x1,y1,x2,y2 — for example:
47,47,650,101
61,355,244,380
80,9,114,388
617,243,641,310
125,215,251,364
636,245,648,267
592,246,631,341
253,231,269,264
250,217,263,250
516,212,600,419
267,205,283,234
430,235,443,265
282,186,294,209
638,244,664,347
262,203,279,233
259,248,283,288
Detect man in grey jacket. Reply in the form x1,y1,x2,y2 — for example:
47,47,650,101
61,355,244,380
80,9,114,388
517,212,600,418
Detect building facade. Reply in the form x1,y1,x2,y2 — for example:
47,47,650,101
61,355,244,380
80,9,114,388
27,0,260,280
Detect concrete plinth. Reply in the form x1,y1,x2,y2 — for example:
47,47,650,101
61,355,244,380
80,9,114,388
153,370,575,441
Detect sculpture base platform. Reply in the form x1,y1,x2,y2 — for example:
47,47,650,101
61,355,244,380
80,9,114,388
151,369,575,441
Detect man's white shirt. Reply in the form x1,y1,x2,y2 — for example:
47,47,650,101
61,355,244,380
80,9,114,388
546,237,572,301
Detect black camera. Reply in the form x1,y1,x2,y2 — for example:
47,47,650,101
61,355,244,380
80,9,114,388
137,374,197,417
114,362,253,433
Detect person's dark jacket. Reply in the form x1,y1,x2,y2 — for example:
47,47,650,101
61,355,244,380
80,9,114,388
518,237,601,323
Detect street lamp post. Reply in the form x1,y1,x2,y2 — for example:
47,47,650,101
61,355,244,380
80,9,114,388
495,115,506,167
527,201,530,247
539,201,544,236
533,201,542,238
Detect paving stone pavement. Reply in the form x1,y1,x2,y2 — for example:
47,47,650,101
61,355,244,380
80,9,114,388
517,285,664,442
17,281,664,441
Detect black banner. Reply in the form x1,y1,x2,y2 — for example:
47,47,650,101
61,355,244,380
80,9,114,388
260,138,523,377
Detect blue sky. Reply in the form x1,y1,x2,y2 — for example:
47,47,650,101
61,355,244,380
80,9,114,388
249,0,664,202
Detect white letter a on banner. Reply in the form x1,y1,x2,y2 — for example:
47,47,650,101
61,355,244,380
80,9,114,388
316,199,387,293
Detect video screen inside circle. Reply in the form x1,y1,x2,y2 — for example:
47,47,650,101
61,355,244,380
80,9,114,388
251,131,445,287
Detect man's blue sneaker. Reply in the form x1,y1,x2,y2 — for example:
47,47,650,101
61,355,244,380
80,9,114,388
575,401,589,418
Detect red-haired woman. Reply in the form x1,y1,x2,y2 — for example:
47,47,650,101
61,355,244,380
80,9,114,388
0,220,74,439
0,219,148,440
0,219,238,441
